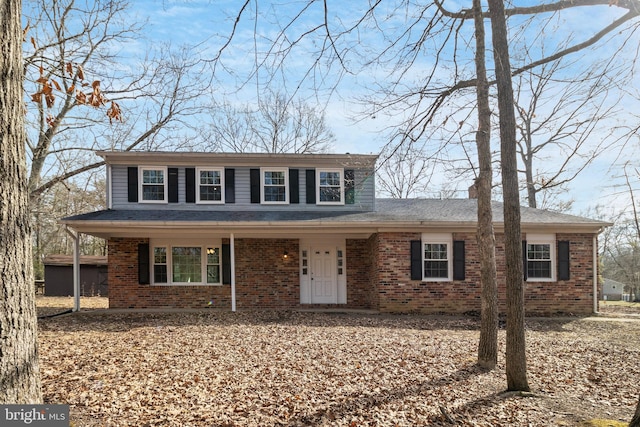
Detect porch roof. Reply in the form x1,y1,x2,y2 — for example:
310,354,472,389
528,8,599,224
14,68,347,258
60,199,610,239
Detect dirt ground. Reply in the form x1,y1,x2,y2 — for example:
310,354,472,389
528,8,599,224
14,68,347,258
36,297,640,426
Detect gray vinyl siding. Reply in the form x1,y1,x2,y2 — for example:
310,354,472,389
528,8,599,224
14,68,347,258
110,164,375,211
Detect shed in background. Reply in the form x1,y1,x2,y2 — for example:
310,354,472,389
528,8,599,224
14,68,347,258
602,278,625,301
44,255,108,296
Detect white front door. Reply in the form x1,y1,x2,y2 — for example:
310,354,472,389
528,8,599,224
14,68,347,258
310,246,337,304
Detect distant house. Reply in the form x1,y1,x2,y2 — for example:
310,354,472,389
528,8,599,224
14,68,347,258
60,151,610,315
602,278,625,301
44,255,108,297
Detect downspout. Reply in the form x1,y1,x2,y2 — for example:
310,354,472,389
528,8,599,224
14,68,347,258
593,235,598,314
231,233,236,312
65,227,81,312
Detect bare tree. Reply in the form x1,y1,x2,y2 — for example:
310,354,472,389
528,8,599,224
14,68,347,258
488,0,530,392
630,396,640,427
207,92,334,154
23,0,209,203
214,0,640,391
514,57,622,209
473,0,498,370
0,0,42,403
376,142,439,198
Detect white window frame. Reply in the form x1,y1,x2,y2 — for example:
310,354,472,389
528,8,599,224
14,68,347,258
139,166,168,204
261,167,289,205
150,239,222,286
316,168,345,205
421,233,453,282
196,167,225,204
526,234,556,282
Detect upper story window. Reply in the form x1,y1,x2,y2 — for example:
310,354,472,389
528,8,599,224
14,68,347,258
140,166,167,203
422,233,452,281
261,167,288,204
317,169,344,205
197,167,224,204
526,234,555,281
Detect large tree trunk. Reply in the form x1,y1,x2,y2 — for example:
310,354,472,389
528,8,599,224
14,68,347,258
487,0,530,391
0,0,43,403
630,395,640,427
473,0,498,370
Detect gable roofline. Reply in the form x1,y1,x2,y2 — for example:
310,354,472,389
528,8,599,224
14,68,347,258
96,151,379,168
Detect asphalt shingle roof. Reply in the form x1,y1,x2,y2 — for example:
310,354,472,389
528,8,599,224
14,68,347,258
61,198,608,228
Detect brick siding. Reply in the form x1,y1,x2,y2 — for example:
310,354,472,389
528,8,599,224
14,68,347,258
374,232,596,316
108,232,597,315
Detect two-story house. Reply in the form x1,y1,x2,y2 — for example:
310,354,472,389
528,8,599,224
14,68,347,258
61,151,609,315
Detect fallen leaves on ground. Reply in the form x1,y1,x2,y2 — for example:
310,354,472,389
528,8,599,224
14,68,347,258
37,305,640,426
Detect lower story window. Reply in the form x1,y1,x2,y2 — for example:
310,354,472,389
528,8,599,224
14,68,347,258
422,233,452,281
526,237,554,280
527,243,553,279
152,240,221,285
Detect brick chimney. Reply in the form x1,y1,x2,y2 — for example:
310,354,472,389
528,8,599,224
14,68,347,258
468,183,478,199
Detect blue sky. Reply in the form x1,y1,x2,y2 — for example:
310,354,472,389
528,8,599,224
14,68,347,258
34,0,640,215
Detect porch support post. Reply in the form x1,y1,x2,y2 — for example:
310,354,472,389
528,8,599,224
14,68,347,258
593,235,598,314
65,227,81,312
231,233,236,312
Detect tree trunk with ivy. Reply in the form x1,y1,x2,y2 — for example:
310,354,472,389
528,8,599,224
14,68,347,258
0,0,42,403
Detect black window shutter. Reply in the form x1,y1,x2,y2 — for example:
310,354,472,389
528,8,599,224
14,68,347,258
222,243,231,285
250,169,260,204
225,168,235,203
168,168,179,203
127,167,138,202
138,243,150,285
522,240,528,281
557,241,570,281
345,169,355,204
306,169,316,204
410,240,423,280
185,168,196,203
453,240,465,280
289,169,299,204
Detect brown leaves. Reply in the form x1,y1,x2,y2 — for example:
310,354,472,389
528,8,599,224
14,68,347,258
34,301,640,427
27,38,123,126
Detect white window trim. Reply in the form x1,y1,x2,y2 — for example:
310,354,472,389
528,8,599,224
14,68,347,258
150,239,222,286
421,233,453,282
139,166,168,204
196,167,225,204
526,233,556,282
316,168,345,205
261,167,289,205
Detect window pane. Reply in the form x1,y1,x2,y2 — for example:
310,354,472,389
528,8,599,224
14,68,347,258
200,186,221,201
154,265,167,283
172,247,201,283
264,186,286,202
207,265,220,283
424,261,448,278
528,244,550,260
207,247,219,264
200,170,221,185
154,247,166,264
320,171,340,186
424,243,448,260
528,261,551,278
264,171,285,185
143,185,164,201
142,169,164,184
320,187,341,202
